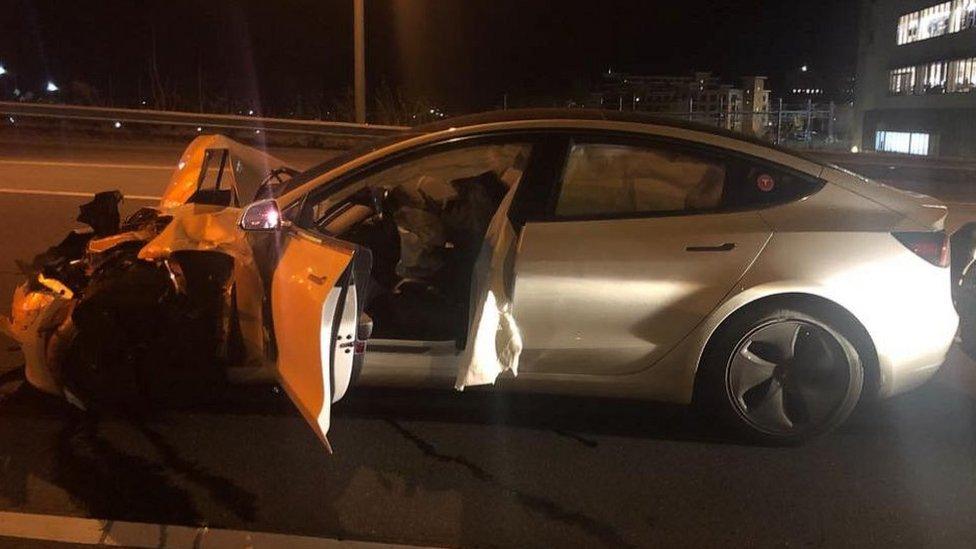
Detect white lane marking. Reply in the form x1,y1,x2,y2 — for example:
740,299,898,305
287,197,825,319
0,159,173,170
0,188,161,201
0,510,431,548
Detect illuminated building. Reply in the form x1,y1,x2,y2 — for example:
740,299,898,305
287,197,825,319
854,0,976,156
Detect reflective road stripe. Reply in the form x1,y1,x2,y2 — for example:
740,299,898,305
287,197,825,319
0,160,173,170
0,511,432,548
0,188,161,201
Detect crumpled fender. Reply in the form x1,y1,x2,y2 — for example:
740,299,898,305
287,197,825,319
1,279,75,395
137,204,268,368
87,226,158,254
138,205,248,259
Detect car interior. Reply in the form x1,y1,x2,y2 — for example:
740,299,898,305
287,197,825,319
303,143,530,343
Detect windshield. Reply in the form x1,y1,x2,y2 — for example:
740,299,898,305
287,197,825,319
278,131,420,195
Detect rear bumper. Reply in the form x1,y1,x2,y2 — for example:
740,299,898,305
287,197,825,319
871,292,958,398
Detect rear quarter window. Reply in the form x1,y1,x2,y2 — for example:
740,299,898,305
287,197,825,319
721,162,823,210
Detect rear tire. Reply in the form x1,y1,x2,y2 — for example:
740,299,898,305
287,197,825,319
695,302,864,445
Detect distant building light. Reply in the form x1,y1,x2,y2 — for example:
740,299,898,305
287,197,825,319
113,121,122,128
141,100,147,106
7,116,14,124
851,145,859,153
46,81,59,92
0,65,6,76
248,109,255,115
429,108,435,114
12,88,19,96
801,65,808,72
196,126,203,132
255,129,261,134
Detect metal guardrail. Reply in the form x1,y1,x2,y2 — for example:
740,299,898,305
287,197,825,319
0,101,408,139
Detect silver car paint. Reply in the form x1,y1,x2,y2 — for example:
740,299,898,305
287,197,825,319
284,118,957,403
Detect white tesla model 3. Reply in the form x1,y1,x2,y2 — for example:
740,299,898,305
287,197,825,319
232,109,959,444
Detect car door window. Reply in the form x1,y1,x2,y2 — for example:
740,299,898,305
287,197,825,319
295,140,533,342
301,142,531,235
554,142,727,218
550,140,823,219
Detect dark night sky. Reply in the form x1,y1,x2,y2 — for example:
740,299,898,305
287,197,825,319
0,0,858,115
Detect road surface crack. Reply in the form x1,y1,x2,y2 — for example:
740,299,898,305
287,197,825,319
384,418,634,548
552,428,599,448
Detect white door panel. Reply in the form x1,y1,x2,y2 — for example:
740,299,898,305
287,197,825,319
513,213,771,375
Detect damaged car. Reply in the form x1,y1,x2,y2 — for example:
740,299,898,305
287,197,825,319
3,109,962,445
1,134,297,408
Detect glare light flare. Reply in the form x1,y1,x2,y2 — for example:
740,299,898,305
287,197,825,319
46,81,58,92
265,208,280,229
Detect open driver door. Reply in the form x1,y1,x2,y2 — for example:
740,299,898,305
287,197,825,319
269,222,370,452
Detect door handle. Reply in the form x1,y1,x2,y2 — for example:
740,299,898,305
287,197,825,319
307,272,328,285
686,243,735,252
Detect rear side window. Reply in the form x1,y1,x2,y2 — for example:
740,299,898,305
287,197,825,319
722,163,823,210
554,143,727,217
549,138,823,220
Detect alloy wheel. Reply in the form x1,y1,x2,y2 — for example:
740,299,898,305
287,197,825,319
727,319,852,436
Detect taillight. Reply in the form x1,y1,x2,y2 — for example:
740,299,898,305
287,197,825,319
893,231,949,267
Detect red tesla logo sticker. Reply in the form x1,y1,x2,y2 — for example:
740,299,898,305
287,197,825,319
757,174,775,192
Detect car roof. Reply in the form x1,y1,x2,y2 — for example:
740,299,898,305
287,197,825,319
277,108,828,206
414,108,819,163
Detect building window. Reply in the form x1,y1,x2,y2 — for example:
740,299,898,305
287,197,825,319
897,2,949,44
922,61,949,92
889,67,916,94
897,2,951,44
898,1,976,44
948,57,976,92
875,131,931,155
962,0,976,30
889,57,976,95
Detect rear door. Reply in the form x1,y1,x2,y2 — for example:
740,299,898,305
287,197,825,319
270,227,370,450
510,135,818,376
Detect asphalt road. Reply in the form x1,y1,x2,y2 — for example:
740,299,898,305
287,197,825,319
2,136,976,547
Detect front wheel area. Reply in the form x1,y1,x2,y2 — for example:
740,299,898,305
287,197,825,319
695,303,864,444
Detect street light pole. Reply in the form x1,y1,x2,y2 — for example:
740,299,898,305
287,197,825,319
354,0,366,123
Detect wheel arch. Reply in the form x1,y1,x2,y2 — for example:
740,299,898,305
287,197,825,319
692,292,881,402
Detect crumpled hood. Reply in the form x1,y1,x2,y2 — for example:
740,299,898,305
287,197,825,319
138,203,248,260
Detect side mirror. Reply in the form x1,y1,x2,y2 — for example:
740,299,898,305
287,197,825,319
239,199,283,231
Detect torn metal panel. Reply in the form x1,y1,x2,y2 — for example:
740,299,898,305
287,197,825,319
455,181,523,390
76,191,122,237
160,135,294,210
138,204,269,369
1,283,74,395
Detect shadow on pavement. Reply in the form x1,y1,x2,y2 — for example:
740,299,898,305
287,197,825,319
2,361,976,547
0,374,257,528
